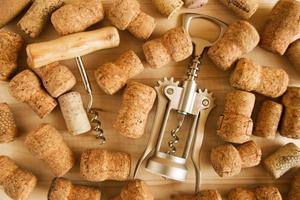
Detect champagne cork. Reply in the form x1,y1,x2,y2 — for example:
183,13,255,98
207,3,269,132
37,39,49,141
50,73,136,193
107,0,156,40
9,70,57,118
171,190,222,200
34,62,76,98
51,0,104,35
0,103,17,143
152,0,184,18
260,0,300,55
25,124,75,177
143,27,193,68
0,31,23,81
228,186,282,200
281,87,300,139
230,58,289,98
254,101,283,139
263,143,300,179
228,188,256,200
48,177,101,200
288,170,300,200
184,0,208,9
208,20,259,71
0,155,37,200
210,141,261,177
113,180,154,200
95,50,144,95
217,90,255,144
287,39,300,74
80,149,131,182
58,91,91,135
218,0,259,19
114,82,156,139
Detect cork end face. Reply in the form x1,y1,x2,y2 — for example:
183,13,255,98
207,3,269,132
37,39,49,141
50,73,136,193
228,188,256,200
282,87,300,108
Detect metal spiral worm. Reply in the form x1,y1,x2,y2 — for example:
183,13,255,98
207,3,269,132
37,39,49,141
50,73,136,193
88,108,106,144
167,115,185,155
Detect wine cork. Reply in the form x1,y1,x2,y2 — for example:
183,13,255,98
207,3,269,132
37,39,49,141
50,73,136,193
260,0,300,55
80,149,131,182
287,170,300,200
218,0,259,19
281,87,300,139
217,90,255,144
208,20,259,71
58,91,91,135
287,39,300,73
152,0,184,18
51,0,104,35
34,62,76,98
254,101,283,139
107,0,156,40
184,0,208,9
236,140,262,168
114,82,156,139
0,156,37,200
95,50,144,95
48,177,101,200
228,188,256,200
9,70,57,118
172,190,222,200
114,180,154,200
25,124,75,177
0,103,17,143
228,186,282,200
0,31,23,81
230,58,289,98
143,27,193,68
264,143,300,179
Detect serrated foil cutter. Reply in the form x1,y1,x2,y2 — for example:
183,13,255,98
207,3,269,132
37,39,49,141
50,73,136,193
134,13,227,193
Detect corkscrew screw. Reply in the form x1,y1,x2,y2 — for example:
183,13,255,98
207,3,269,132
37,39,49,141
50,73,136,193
133,13,227,193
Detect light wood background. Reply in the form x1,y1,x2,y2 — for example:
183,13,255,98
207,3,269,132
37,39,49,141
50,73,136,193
1,0,300,199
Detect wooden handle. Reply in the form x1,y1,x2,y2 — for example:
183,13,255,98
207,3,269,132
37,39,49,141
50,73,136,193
27,26,120,68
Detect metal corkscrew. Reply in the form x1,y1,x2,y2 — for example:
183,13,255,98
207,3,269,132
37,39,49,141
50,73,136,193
133,13,227,193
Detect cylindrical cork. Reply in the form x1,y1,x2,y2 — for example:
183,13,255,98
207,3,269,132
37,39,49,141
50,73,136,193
171,190,222,200
263,143,300,179
9,70,57,118
255,186,282,200
287,39,300,73
119,180,154,200
228,188,256,200
288,170,300,200
51,0,104,35
48,177,101,200
80,149,131,182
25,124,75,177
0,156,37,200
208,20,259,71
152,0,184,18
34,62,76,98
254,101,283,139
260,0,300,55
218,0,259,19
58,91,91,135
236,140,262,168
0,103,17,143
95,50,144,95
281,87,300,139
0,31,23,81
114,82,156,139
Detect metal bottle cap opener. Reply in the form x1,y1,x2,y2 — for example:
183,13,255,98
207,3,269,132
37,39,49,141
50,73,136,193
133,13,227,193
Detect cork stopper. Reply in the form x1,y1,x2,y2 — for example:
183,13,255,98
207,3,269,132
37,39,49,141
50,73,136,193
143,39,171,68
288,170,300,200
263,143,300,179
282,87,300,109
228,188,256,200
58,91,91,135
218,0,259,19
25,124,75,177
236,140,262,168
0,31,23,81
9,70,57,118
80,149,131,182
114,82,156,139
255,186,282,200
0,103,17,143
95,50,144,95
287,39,300,74
260,0,300,55
120,180,154,200
152,0,184,18
208,20,259,71
34,62,76,98
48,177,101,200
171,190,222,200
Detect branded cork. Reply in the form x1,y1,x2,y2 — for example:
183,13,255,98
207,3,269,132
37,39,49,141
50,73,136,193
25,124,75,177
107,0,156,40
264,143,300,179
254,101,283,139
0,31,23,81
80,149,131,182
287,39,300,74
228,186,282,200
9,70,57,118
208,20,259,71
152,0,184,18
51,0,104,35
260,0,300,55
143,27,193,68
58,91,91,135
114,82,156,139
172,190,222,200
0,155,37,200
95,50,144,95
230,58,289,98
288,170,300,200
0,103,17,143
48,177,101,200
218,0,259,19
113,180,154,200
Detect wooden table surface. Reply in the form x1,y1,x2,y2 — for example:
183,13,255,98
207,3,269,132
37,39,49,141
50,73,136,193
1,0,300,199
